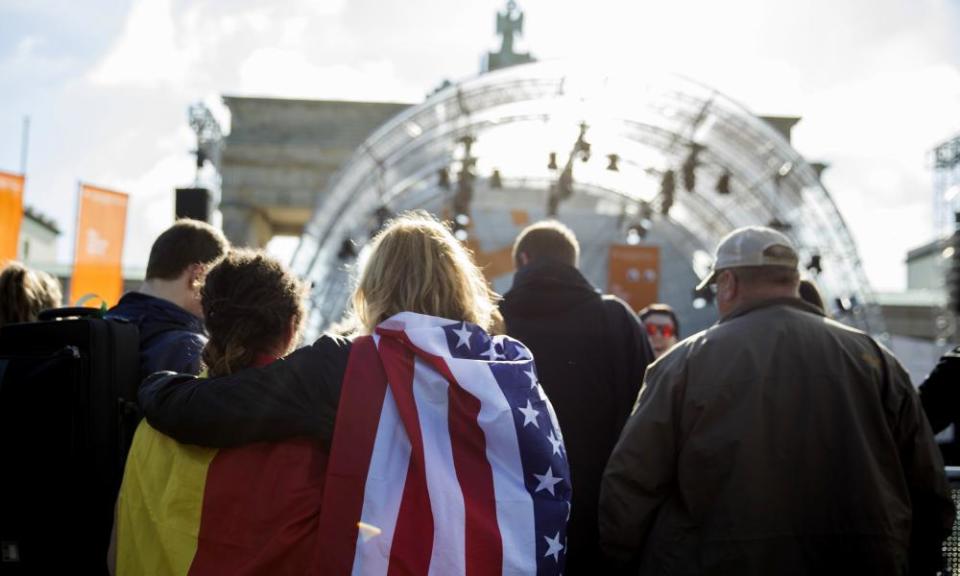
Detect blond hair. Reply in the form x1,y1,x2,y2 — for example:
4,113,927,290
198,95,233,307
0,262,63,327
347,211,500,335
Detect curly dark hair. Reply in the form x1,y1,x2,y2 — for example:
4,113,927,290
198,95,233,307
200,249,307,377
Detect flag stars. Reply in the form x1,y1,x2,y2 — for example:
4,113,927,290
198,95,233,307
547,430,564,457
452,322,472,350
544,531,564,561
484,342,503,361
534,466,563,496
517,399,540,428
524,368,538,390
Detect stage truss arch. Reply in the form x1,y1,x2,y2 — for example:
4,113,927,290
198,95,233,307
291,61,885,339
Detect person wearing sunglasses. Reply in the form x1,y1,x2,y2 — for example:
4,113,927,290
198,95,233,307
639,304,679,359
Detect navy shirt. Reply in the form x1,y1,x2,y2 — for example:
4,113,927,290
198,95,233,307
107,292,207,380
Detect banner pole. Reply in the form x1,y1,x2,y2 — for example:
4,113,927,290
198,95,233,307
20,116,30,179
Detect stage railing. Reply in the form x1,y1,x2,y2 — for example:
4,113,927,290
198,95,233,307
942,467,960,574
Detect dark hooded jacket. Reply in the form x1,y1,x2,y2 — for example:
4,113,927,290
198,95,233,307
919,346,960,464
107,292,207,380
500,260,655,574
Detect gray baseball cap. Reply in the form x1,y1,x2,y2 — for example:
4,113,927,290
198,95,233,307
695,226,799,291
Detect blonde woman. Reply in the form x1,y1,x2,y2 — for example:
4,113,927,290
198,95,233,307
0,261,62,327
139,211,571,575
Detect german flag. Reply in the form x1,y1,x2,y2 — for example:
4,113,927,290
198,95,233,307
115,372,327,574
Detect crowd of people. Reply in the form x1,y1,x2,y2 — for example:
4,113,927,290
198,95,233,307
0,213,957,575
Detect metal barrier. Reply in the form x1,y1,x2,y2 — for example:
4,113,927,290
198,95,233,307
943,467,960,574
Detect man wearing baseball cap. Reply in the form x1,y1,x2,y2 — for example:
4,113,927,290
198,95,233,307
599,226,954,575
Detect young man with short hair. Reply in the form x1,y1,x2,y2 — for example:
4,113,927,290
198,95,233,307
108,219,229,379
501,220,655,574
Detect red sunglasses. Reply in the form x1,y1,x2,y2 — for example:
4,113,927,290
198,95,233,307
646,323,675,339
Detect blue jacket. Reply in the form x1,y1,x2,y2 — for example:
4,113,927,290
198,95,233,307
107,292,207,380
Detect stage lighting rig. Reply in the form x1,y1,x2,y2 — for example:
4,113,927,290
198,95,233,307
691,283,715,309
450,134,476,231
490,169,503,189
337,238,357,261
367,205,393,238
188,102,224,182
606,154,620,172
681,143,704,192
659,170,676,215
806,254,823,275
546,122,591,216
625,219,650,245
774,161,793,189
716,170,731,195
767,218,792,232
452,213,470,241
547,152,558,170
575,122,590,161
833,296,858,315
947,212,960,316
640,201,653,220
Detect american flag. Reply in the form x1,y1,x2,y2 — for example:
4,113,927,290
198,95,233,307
317,312,572,576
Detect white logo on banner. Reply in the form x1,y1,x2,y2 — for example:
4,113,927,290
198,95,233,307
86,228,109,257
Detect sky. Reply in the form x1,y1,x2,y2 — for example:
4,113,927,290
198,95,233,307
1,0,959,291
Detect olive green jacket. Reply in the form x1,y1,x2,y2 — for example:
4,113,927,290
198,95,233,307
600,298,954,575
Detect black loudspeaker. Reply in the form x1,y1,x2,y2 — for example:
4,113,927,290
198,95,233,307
175,187,210,222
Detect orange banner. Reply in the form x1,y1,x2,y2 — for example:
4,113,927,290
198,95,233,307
71,184,128,306
0,171,25,264
607,244,660,312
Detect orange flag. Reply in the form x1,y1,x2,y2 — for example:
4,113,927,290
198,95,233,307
607,244,660,312
0,171,25,264
71,183,128,306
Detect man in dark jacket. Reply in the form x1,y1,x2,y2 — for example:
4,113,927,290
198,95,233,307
600,226,954,575
500,220,655,574
108,219,228,379
920,347,960,464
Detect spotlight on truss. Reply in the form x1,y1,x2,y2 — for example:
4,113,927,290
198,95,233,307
452,213,470,241
691,283,715,309
660,170,676,215
370,205,393,237
490,169,503,189
337,238,357,261
682,143,704,192
767,218,792,232
774,161,794,189
625,219,650,245
606,154,620,172
547,152,558,170
716,170,731,195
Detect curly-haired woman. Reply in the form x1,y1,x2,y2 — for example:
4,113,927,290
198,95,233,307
137,212,571,575
114,250,326,575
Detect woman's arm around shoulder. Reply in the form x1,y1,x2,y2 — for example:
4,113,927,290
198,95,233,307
138,335,352,449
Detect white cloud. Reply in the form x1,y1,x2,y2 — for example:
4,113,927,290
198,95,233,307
113,150,195,268
87,0,191,87
238,48,422,102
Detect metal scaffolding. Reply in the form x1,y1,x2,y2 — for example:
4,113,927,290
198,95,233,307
291,61,886,339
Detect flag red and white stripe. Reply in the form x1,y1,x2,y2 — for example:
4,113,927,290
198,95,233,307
318,312,571,576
